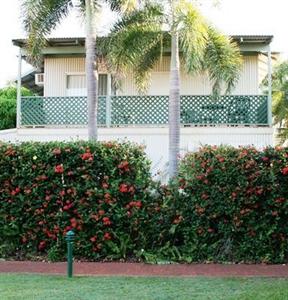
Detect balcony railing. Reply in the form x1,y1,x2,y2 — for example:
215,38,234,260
20,95,268,127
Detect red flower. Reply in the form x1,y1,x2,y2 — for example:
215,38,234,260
128,201,142,209
11,187,20,196
118,161,130,172
128,186,135,194
217,156,225,163
173,215,183,224
90,236,97,243
38,241,46,251
36,175,48,181
98,210,105,216
119,184,129,193
54,164,64,174
45,195,51,201
255,188,263,195
63,203,73,211
135,201,142,208
104,232,112,240
52,148,61,155
274,197,285,204
91,214,99,221
102,182,109,189
262,156,269,162
102,217,111,226
63,226,72,235
81,152,93,161
70,218,78,228
104,193,111,200
282,166,288,175
201,193,209,200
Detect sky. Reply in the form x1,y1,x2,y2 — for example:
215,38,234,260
0,0,288,87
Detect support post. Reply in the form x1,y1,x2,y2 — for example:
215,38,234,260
267,45,272,126
16,48,22,128
65,230,75,278
106,74,112,127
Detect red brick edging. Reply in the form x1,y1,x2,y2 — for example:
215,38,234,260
0,261,288,277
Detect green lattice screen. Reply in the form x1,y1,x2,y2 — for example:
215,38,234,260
111,95,268,125
20,95,268,127
21,96,106,126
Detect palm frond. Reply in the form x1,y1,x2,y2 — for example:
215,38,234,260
273,91,288,124
111,2,164,32
22,0,73,65
177,0,209,73
204,26,242,97
106,3,165,91
262,61,288,92
134,33,169,92
105,0,140,13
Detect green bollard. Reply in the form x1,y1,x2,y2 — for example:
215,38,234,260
65,230,75,278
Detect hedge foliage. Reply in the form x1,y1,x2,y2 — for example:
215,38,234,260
168,146,288,263
0,142,288,263
0,141,152,261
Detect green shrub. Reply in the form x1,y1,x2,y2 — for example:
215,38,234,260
0,98,16,129
168,145,288,263
0,86,34,130
0,141,152,260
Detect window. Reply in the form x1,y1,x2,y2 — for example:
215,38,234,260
66,74,113,96
67,74,86,96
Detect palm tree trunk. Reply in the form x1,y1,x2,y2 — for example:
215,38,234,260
168,0,181,179
85,0,98,140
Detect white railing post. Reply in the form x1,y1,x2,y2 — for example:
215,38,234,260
16,48,22,128
106,74,112,127
267,45,273,126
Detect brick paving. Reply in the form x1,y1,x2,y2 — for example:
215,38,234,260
0,261,288,277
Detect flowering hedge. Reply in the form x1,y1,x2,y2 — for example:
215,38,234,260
0,141,152,260
168,146,288,263
1,142,288,263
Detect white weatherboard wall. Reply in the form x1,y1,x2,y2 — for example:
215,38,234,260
0,127,274,178
44,55,260,96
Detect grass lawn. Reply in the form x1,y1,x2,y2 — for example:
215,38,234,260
0,274,287,300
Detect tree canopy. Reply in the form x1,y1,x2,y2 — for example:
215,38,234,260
262,61,288,144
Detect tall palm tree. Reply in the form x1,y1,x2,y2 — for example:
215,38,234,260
107,0,242,178
22,0,136,140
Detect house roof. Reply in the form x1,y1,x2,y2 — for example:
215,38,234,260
12,35,273,48
231,35,273,44
21,69,43,95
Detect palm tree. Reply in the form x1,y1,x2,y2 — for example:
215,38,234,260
22,0,136,140
107,0,242,178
